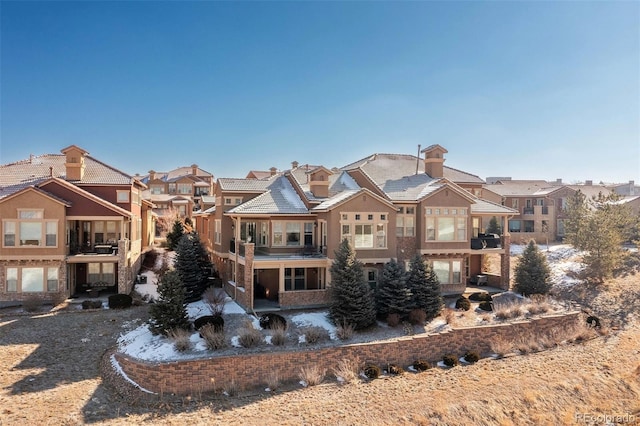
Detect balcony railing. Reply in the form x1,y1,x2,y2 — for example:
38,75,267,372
471,233,501,250
523,207,534,215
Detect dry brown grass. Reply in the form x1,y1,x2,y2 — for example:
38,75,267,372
237,320,263,348
332,357,360,384
299,365,326,387
200,324,227,350
335,320,355,341
168,328,192,352
22,296,43,313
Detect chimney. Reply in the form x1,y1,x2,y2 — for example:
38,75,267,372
309,167,331,198
29,154,34,164
191,164,198,175
291,161,299,169
269,166,277,176
49,166,54,177
61,145,88,181
585,180,593,186
630,180,636,195
556,178,562,184
421,144,448,178
148,170,156,181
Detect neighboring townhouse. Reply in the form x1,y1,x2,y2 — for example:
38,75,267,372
484,179,618,243
138,164,215,220
196,145,516,312
609,180,639,197
0,145,154,304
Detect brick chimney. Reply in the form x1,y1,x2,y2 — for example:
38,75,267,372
421,144,448,178
291,161,299,169
269,167,278,176
61,145,88,181
148,170,157,181
585,180,593,186
191,164,198,175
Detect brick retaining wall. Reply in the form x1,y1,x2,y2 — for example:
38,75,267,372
114,311,581,395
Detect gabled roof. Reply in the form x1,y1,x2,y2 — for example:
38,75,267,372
0,185,72,207
483,180,552,196
312,187,397,212
0,151,134,199
340,153,483,201
226,176,309,215
217,177,276,192
470,198,519,215
37,177,133,217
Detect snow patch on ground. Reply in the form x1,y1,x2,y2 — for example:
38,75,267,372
290,312,337,340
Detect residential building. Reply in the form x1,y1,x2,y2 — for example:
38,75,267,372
195,145,516,312
0,145,154,304
138,164,215,220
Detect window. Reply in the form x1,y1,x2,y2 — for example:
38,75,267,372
432,260,462,284
271,221,312,247
116,191,130,203
6,268,17,292
508,220,521,233
425,208,467,242
273,222,283,246
150,185,164,195
340,213,388,249
286,223,301,246
22,268,44,292
46,222,57,247
364,268,378,289
557,219,566,236
214,220,221,244
396,205,415,237
511,199,519,209
524,220,535,232
304,223,313,246
168,183,177,194
47,268,58,292
177,183,191,194
88,263,115,285
285,268,305,291
20,222,42,245
94,221,104,244
3,221,15,246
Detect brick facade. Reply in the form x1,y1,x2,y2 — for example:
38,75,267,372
114,311,581,395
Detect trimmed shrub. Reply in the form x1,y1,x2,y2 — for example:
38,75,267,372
194,315,224,334
413,360,431,372
442,354,459,367
464,350,480,364
586,315,601,328
408,308,427,325
82,300,103,310
108,294,133,309
478,301,493,312
386,313,401,327
455,297,471,311
363,364,381,379
259,313,287,330
386,364,404,375
469,292,493,302
270,325,287,346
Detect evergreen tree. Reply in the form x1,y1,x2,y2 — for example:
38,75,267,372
376,259,412,318
565,190,637,282
166,218,185,251
406,254,443,320
328,239,377,330
148,270,190,335
486,216,502,235
514,240,552,296
175,233,207,302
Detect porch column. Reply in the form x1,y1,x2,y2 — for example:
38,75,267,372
279,264,285,294
244,243,255,311
500,216,511,290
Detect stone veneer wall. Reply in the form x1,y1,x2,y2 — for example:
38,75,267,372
0,259,67,303
114,311,581,395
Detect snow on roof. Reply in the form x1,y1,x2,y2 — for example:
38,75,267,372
227,176,309,215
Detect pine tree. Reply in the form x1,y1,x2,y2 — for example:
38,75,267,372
486,216,502,235
328,239,377,330
175,233,207,302
376,259,412,318
406,254,443,320
166,218,185,251
514,240,552,296
148,270,190,335
564,191,637,282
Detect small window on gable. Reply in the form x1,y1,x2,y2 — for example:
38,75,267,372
117,191,130,203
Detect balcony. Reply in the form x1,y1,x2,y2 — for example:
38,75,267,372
471,233,501,250
523,207,534,215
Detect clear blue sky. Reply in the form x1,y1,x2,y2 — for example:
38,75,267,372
1,1,638,184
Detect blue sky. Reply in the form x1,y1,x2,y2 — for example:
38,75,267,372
1,1,638,184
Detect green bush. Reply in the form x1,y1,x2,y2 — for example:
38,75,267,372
478,301,493,312
455,297,471,311
469,292,492,302
442,354,459,367
463,350,480,363
363,364,381,379
413,360,431,372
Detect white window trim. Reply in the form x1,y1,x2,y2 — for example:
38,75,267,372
340,212,388,249
424,207,467,242
116,190,130,203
